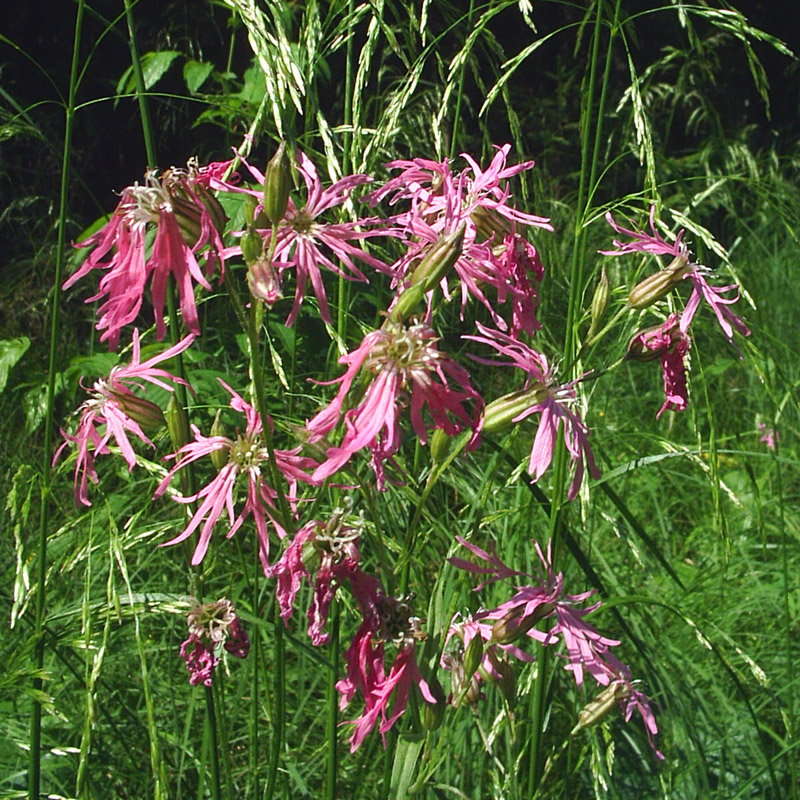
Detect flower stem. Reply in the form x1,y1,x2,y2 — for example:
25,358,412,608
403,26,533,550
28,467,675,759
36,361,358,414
29,3,84,797
324,600,341,800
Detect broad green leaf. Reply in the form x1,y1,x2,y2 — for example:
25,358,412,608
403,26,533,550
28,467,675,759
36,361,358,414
183,59,213,93
0,337,30,393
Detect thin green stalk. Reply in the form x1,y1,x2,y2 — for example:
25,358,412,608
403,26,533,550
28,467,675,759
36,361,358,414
29,3,84,797
449,0,476,160
324,600,340,800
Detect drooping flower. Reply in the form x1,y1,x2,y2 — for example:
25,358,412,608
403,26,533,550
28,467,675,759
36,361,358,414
65,159,231,349
468,324,600,500
602,205,750,344
306,319,482,488
270,502,364,645
450,535,663,757
54,330,195,506
223,150,396,326
155,381,318,571
627,313,691,418
336,574,436,752
180,598,250,686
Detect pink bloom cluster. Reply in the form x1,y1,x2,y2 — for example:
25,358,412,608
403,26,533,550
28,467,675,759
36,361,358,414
306,318,482,489
66,160,231,349
156,381,319,572
180,598,249,686
54,330,194,506
448,536,663,758
368,144,552,338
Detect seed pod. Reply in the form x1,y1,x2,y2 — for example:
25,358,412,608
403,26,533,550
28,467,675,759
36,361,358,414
482,388,547,435
462,635,484,680
410,224,466,291
113,390,164,432
470,205,513,242
263,141,291,226
572,681,630,733
589,266,611,328
491,602,555,645
627,255,691,309
209,409,228,471
166,394,190,450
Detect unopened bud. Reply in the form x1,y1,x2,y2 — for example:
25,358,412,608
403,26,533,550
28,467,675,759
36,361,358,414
491,602,554,645
462,635,484,679
627,255,691,309
572,681,630,733
411,224,466,290
263,141,291,226
240,228,263,266
589,266,611,329
420,673,446,731
114,390,164,432
482,388,546,435
166,394,190,450
209,410,228,471
247,259,282,307
429,428,452,465
470,206,513,242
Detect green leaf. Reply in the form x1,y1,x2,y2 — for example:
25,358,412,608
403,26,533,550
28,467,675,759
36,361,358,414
0,337,30,393
183,59,213,93
116,51,181,98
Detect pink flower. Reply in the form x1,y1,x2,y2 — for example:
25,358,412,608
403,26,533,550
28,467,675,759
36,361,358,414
602,205,750,344
336,576,436,752
180,598,249,686
467,324,600,500
54,330,194,506
225,151,395,326
757,421,778,451
270,504,363,645
155,381,318,571
306,319,482,489
65,160,230,349
628,313,691,418
450,536,663,757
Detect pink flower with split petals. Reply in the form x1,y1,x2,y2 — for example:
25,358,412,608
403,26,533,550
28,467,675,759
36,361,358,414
628,313,691,418
450,535,663,757
336,577,435,752
307,319,482,489
270,503,363,645
155,381,318,572
224,150,396,325
602,205,750,345
467,324,600,500
54,330,194,506
65,159,230,349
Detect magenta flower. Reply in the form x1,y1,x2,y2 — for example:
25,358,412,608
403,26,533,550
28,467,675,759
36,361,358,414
306,319,482,488
224,150,395,325
602,205,750,344
336,574,436,752
450,535,663,757
468,324,600,500
756,421,778,451
270,504,363,645
54,330,194,506
628,313,691,418
65,160,230,349
180,598,249,686
155,381,318,571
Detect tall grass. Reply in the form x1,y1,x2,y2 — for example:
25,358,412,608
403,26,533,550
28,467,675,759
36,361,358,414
1,1,798,798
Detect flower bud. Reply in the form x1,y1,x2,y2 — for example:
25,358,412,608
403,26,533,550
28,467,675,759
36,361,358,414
627,255,692,309
462,634,484,680
263,141,291,226
572,681,630,733
420,673,446,731
166,394,190,450
113,390,164,432
247,259,282,307
410,224,466,291
470,206,512,242
490,602,554,645
429,428,452,465
209,409,228,471
482,388,547,435
196,188,228,237
589,266,611,330
240,228,263,266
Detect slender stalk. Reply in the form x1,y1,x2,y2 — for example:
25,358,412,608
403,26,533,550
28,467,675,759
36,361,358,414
324,600,341,800
449,0,476,160
29,3,84,797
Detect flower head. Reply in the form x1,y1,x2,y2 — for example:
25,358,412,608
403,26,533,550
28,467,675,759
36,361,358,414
65,159,230,349
54,330,194,506
468,324,600,500
306,319,482,488
155,381,318,571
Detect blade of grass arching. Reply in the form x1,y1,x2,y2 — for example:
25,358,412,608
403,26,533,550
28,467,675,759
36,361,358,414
29,3,84,797
108,510,168,799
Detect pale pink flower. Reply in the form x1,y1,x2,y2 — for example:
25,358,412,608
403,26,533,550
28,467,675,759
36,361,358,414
602,205,750,344
306,319,482,489
450,535,663,757
155,381,318,571
467,324,600,500
54,330,194,506
180,598,249,686
336,575,436,752
223,151,395,326
65,160,230,349
628,313,691,418
270,504,363,645
757,421,778,451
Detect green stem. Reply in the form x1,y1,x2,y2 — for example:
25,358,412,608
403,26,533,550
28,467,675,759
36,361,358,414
265,606,286,800
29,3,84,798
123,0,156,169
324,600,341,800
449,0,476,160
